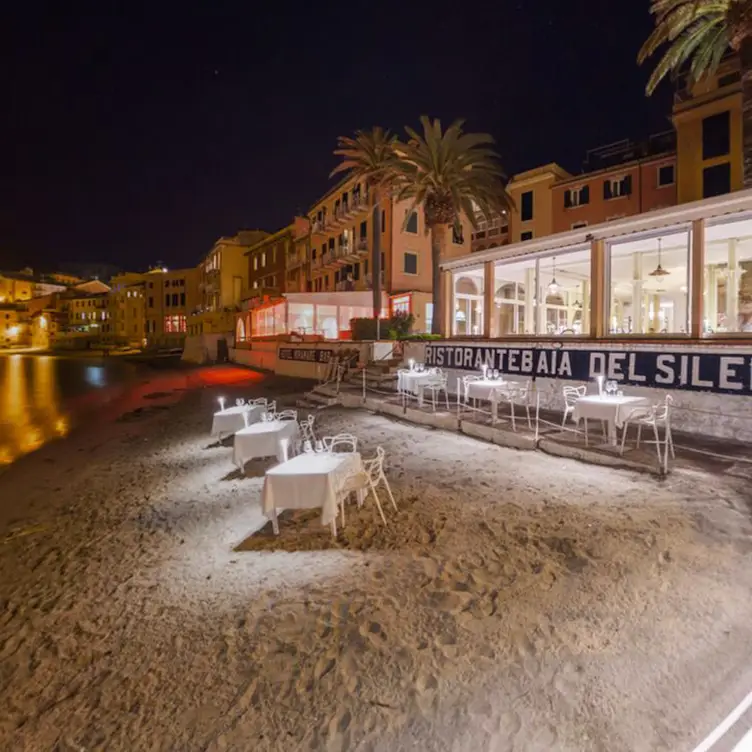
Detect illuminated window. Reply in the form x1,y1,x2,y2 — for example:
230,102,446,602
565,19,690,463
608,228,689,334
163,315,186,333
704,213,752,333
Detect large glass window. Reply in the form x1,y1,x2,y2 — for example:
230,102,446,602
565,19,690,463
538,248,591,336
608,229,690,335
453,269,484,336
704,214,752,333
490,247,590,336
493,258,534,336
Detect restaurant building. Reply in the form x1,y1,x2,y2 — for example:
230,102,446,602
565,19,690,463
425,188,752,441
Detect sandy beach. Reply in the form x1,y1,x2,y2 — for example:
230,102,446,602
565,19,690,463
1,365,752,751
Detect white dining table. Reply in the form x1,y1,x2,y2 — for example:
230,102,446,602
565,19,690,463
233,419,299,468
572,394,651,445
466,378,508,403
262,451,364,532
211,404,264,439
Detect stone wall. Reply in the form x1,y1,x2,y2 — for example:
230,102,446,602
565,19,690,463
403,339,752,442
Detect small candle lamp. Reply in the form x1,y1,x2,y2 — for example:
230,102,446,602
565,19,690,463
481,363,488,380
218,396,226,412
409,358,415,371
596,374,604,397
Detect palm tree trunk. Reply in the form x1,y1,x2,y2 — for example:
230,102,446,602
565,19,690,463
742,37,752,188
370,187,382,336
430,224,447,336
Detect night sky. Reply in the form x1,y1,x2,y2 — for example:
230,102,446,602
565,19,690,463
3,1,673,274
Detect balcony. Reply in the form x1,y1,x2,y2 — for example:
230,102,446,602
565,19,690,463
311,220,329,236
286,252,306,270
345,193,369,218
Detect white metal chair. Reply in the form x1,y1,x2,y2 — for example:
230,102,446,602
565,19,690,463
294,415,316,455
339,446,396,527
424,371,450,412
276,409,298,422
299,414,315,440
619,394,675,471
323,433,358,453
499,380,532,432
562,385,586,427
462,374,483,408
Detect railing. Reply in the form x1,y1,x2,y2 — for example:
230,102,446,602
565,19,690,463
356,238,368,252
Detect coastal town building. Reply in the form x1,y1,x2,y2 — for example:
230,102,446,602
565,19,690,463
673,54,742,204
111,267,199,348
188,230,269,337
246,218,309,298
551,133,677,234
0,271,34,304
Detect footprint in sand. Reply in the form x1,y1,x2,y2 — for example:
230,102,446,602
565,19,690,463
486,710,522,752
314,655,336,681
325,708,352,752
414,671,439,715
359,620,388,649
435,631,459,660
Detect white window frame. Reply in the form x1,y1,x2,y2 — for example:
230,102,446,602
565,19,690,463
566,186,588,207
607,177,628,199
657,163,675,188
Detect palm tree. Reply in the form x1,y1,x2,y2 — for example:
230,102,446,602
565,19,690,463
330,127,398,330
638,0,752,186
391,116,513,336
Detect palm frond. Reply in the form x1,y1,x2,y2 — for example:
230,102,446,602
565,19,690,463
391,116,513,233
638,0,731,94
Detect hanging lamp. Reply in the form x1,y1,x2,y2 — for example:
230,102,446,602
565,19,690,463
547,257,559,295
649,237,670,277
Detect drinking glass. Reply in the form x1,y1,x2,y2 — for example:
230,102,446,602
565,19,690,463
303,440,313,453
315,440,324,453
235,398,245,406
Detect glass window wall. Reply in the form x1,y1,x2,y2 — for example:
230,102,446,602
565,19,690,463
490,246,590,336
608,229,690,335
453,269,484,336
704,214,752,333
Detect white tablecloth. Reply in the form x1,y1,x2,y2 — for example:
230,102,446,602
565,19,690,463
466,379,508,402
572,395,650,444
263,452,363,527
211,404,264,438
233,420,299,468
398,371,435,395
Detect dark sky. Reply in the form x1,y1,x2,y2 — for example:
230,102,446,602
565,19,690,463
3,1,673,273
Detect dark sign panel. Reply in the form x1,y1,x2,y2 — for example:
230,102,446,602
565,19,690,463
278,348,334,363
424,344,752,395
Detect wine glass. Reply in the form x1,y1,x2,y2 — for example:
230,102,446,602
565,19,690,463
315,439,324,453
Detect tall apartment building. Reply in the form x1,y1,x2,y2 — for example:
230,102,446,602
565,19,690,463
303,176,472,328
111,267,199,348
189,230,268,336
673,54,743,203
246,217,310,296
551,133,677,233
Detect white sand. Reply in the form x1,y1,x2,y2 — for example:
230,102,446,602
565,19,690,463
2,376,752,751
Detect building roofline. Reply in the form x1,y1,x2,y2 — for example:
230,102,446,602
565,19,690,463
307,173,357,213
441,187,752,271
553,151,676,188
244,224,295,255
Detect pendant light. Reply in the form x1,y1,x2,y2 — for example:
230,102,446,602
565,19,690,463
547,257,559,295
649,237,670,277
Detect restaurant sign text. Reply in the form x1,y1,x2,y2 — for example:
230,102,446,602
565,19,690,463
278,348,334,363
424,344,752,395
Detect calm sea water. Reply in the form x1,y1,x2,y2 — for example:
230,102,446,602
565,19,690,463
0,354,137,468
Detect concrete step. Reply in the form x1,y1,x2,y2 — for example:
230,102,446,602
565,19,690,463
312,383,340,398
304,391,339,407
